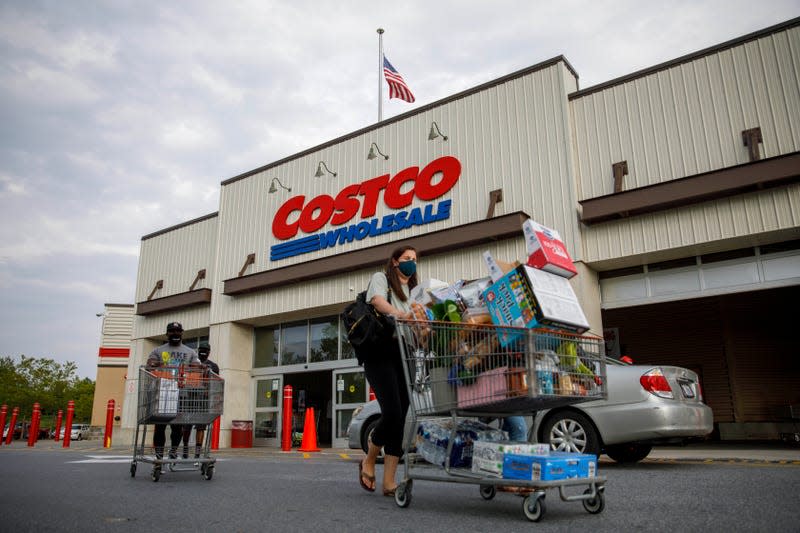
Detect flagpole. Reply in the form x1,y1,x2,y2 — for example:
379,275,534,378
377,28,384,122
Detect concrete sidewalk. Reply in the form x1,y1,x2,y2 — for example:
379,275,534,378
4,438,799,463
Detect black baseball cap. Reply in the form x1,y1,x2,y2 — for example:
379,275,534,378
198,342,211,354
166,322,183,332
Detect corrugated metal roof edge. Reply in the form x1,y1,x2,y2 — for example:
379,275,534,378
569,16,800,100
141,211,219,241
220,55,578,187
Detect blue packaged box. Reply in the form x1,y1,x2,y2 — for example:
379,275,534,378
502,451,597,481
482,265,589,346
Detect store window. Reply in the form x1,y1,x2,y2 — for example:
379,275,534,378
252,315,356,368
309,317,338,363
281,321,307,366
340,322,355,361
254,328,279,367
183,335,209,351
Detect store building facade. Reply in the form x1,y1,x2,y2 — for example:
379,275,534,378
120,18,800,447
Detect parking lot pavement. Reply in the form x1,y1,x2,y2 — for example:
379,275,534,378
3,437,799,463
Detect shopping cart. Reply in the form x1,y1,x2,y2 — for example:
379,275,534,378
131,365,224,482
393,319,608,522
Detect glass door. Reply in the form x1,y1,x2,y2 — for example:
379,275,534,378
331,368,367,448
254,375,283,447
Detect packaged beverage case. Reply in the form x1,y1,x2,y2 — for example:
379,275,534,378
522,219,577,279
535,353,556,395
502,451,597,481
471,441,550,477
416,418,507,468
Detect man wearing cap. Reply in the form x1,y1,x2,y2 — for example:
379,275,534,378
181,341,220,459
146,322,200,460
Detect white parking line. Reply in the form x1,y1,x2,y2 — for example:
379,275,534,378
67,455,133,463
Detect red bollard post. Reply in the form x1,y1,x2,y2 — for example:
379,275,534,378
0,405,7,446
281,385,293,451
5,407,19,445
54,410,63,441
62,400,75,448
210,417,220,450
32,406,42,445
103,399,115,448
27,403,40,447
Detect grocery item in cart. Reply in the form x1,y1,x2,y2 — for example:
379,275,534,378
502,451,597,481
472,441,550,477
522,219,577,279
415,418,507,468
482,264,589,346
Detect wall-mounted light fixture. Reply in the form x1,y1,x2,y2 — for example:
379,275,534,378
268,177,291,193
314,161,337,178
428,121,448,141
367,142,389,160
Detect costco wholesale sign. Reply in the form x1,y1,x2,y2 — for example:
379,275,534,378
270,156,461,260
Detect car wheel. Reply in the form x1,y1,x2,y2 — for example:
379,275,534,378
541,411,601,457
361,418,381,455
605,442,652,464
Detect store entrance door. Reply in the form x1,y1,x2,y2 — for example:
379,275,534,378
332,368,367,448
284,370,333,447
253,375,282,447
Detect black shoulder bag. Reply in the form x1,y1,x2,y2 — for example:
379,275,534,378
341,279,394,364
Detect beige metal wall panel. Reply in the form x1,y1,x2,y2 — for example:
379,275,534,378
134,215,217,303
131,306,211,341
583,183,800,264
212,62,580,322
571,25,800,201
132,215,217,340
210,239,529,326
100,304,133,348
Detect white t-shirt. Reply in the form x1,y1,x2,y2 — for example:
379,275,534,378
366,271,411,316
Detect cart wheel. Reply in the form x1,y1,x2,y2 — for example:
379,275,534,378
522,494,545,522
204,465,214,480
479,484,496,500
130,462,137,478
151,466,161,482
200,463,207,476
394,480,412,508
582,487,605,514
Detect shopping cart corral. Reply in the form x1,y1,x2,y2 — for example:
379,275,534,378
131,366,224,482
394,319,608,522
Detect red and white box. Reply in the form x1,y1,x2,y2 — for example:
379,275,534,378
522,219,577,279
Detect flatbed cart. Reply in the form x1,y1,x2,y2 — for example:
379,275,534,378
131,365,224,482
392,319,608,522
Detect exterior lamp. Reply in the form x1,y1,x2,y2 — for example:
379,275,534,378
428,121,448,141
315,161,337,178
367,142,389,160
268,178,291,194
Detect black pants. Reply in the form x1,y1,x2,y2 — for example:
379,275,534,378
363,340,409,457
153,423,183,453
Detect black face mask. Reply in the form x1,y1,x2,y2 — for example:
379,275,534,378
168,334,182,345
199,353,209,362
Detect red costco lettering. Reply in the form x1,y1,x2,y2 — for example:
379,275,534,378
271,156,461,240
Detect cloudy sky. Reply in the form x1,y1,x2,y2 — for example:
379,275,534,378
0,1,797,379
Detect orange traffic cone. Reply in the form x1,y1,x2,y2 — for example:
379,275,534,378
298,407,320,452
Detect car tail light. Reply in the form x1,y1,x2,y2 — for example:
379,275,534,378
696,379,704,401
640,368,674,399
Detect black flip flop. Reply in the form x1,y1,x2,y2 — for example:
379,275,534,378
359,461,375,492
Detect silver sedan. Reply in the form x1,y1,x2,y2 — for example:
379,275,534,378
347,357,713,464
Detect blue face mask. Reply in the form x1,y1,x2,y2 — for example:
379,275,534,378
397,260,416,277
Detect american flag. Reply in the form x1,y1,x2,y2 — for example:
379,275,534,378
383,56,415,103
